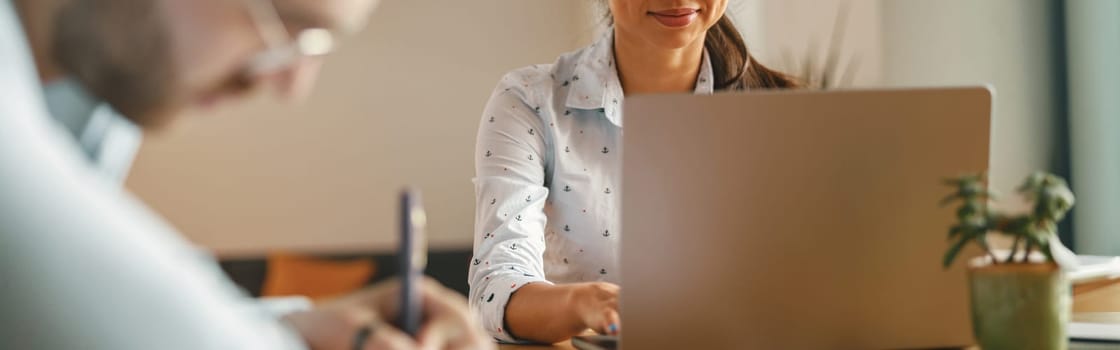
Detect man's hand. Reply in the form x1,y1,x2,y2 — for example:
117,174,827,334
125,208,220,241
282,278,494,350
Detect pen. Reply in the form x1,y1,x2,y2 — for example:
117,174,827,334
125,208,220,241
397,188,427,336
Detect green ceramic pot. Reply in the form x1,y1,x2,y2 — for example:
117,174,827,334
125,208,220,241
968,262,1070,350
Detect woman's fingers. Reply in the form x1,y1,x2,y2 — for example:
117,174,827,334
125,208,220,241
593,308,621,335
587,301,620,335
573,282,622,336
604,309,621,335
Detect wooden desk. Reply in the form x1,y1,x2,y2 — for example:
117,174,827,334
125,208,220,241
495,278,1120,349
498,341,575,350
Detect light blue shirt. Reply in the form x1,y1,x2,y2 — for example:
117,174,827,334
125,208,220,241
468,30,714,341
0,1,307,348
41,78,142,184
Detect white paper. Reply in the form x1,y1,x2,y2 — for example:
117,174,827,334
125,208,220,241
1070,322,1120,342
1070,255,1120,284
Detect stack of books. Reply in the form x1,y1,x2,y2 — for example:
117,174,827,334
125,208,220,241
1070,255,1120,345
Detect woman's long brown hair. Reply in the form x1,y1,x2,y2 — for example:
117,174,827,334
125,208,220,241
704,15,799,90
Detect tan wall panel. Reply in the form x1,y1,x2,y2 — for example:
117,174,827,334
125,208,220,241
127,0,590,257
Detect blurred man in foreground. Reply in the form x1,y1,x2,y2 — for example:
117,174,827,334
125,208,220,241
0,0,492,349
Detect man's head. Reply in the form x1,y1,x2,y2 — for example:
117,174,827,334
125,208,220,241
50,0,378,129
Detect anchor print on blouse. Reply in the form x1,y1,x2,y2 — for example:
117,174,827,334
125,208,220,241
484,60,634,323
514,266,536,278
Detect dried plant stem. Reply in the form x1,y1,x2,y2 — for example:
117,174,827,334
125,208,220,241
977,237,1000,264
1005,236,1022,264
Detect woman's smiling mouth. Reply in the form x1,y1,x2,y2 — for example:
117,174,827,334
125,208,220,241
648,8,700,28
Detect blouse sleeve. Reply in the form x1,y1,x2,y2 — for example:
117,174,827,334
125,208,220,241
468,74,553,342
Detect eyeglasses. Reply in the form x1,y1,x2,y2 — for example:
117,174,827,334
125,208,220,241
241,0,337,77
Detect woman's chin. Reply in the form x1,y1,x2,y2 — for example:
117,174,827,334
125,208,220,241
646,34,704,50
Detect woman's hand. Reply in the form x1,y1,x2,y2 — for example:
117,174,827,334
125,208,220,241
570,282,621,336
282,278,494,350
504,282,621,343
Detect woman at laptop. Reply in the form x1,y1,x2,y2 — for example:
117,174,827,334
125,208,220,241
468,0,797,343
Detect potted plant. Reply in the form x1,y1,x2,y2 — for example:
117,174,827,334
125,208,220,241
941,172,1076,350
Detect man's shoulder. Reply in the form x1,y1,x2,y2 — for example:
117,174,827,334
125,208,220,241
0,0,50,121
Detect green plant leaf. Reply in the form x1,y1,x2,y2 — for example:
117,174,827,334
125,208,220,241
1017,172,1048,193
948,225,965,239
1040,241,1055,262
939,193,961,207
956,200,984,218
943,237,970,269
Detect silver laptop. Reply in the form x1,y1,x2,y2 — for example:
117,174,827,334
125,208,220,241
620,87,992,349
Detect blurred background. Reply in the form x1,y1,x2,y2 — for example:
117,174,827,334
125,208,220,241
123,0,1119,297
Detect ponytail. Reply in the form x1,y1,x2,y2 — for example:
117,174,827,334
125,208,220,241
705,15,799,90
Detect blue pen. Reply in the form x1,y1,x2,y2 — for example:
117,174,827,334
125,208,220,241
397,188,427,337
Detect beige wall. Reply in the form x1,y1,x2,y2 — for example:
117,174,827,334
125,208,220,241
737,0,882,87
878,0,1065,207
745,0,1064,205
127,0,591,257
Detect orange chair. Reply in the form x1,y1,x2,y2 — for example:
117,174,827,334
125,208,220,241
260,252,376,301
